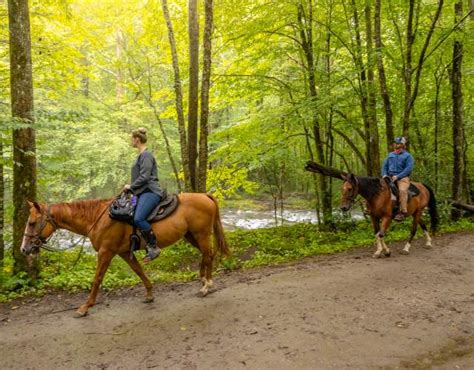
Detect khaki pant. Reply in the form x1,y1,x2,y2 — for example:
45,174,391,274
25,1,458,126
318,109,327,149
398,177,410,213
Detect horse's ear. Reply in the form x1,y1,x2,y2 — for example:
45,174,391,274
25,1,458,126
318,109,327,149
341,173,347,181
27,200,41,211
348,173,356,184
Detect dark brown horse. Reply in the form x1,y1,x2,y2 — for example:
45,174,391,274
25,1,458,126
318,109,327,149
340,174,438,258
21,193,229,317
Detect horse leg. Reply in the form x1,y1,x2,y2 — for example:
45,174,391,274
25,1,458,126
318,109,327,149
196,234,214,297
375,216,392,258
76,248,114,317
119,252,154,303
401,212,420,255
371,216,383,258
419,219,433,249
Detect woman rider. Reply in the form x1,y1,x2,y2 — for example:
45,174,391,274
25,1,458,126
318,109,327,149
123,128,163,262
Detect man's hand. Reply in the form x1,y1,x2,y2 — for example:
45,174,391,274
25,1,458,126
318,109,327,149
391,176,398,181
123,184,131,192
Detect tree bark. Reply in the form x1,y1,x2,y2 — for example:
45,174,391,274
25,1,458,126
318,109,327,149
350,0,380,177
162,0,191,191
188,0,199,191
297,1,332,225
364,1,380,176
305,161,347,180
8,0,38,276
374,0,394,151
450,1,466,220
0,139,3,267
198,0,213,192
452,201,474,213
402,0,444,140
115,28,125,104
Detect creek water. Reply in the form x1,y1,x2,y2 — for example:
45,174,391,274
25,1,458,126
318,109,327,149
42,208,364,250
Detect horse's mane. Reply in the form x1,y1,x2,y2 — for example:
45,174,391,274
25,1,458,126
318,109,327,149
356,176,384,199
52,198,112,224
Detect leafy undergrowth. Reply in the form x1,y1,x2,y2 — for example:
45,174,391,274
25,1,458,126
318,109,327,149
1,217,473,303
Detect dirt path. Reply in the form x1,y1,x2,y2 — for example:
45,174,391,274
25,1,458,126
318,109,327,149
1,232,473,369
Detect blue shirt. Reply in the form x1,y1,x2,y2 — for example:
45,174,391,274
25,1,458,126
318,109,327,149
381,150,414,179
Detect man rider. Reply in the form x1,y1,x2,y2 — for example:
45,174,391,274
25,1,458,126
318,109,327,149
381,136,414,221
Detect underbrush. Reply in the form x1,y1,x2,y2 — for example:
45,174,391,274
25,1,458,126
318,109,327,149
1,216,473,303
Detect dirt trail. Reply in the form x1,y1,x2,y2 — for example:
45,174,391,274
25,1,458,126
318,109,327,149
1,232,473,369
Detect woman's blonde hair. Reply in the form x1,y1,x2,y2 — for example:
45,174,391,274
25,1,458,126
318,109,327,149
132,127,148,143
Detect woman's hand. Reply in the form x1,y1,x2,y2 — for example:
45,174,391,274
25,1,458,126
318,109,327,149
123,184,131,192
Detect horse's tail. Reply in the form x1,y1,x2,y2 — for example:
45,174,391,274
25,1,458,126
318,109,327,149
423,183,438,234
207,194,230,256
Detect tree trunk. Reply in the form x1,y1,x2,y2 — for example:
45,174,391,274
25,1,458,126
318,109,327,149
374,0,394,151
364,1,380,176
162,0,191,191
402,0,444,140
188,0,199,191
452,201,474,213
297,1,332,225
0,139,3,267
115,28,124,104
305,161,347,180
450,1,466,220
351,0,379,177
8,0,38,277
198,0,213,192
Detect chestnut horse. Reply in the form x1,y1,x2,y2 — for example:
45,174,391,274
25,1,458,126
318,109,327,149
340,174,438,258
21,193,229,317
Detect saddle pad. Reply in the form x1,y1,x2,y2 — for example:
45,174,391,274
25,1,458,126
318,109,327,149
408,183,420,197
147,194,179,223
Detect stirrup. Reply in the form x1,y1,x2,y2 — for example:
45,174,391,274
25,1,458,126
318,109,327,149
143,247,161,263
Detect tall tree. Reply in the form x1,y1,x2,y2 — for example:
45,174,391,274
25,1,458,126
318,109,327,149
188,0,199,191
8,0,38,276
297,0,332,225
162,0,191,191
0,138,3,267
374,0,394,151
450,0,467,220
348,0,380,176
197,0,213,192
401,0,443,139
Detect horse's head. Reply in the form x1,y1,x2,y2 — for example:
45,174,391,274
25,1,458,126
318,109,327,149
340,173,359,212
21,201,57,255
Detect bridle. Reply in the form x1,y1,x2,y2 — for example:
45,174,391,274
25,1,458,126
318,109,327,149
342,177,359,207
24,201,112,253
24,205,59,252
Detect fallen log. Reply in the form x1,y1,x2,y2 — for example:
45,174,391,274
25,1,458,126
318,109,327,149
305,161,347,180
452,201,474,212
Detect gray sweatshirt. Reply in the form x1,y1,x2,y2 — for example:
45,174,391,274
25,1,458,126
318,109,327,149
130,150,163,196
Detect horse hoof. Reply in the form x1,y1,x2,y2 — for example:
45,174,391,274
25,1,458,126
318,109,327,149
384,251,391,257
143,296,154,303
423,244,432,249
372,253,381,259
399,249,409,255
74,310,88,318
198,288,209,297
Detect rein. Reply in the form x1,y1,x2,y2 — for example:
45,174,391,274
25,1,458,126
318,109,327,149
26,201,112,253
24,206,59,250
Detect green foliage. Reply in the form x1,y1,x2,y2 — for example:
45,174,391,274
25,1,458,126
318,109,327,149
2,217,473,303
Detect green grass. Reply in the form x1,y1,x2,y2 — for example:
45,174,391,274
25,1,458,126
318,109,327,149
1,216,474,303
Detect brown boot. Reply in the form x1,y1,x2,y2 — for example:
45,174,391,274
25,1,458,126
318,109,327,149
141,229,161,263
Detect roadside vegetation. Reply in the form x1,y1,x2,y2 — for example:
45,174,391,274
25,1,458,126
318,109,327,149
1,206,473,303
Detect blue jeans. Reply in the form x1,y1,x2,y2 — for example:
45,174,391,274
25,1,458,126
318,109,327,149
134,192,161,231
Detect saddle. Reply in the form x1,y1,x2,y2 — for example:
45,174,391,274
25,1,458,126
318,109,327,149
128,191,180,255
147,191,180,223
384,177,420,216
385,177,420,200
